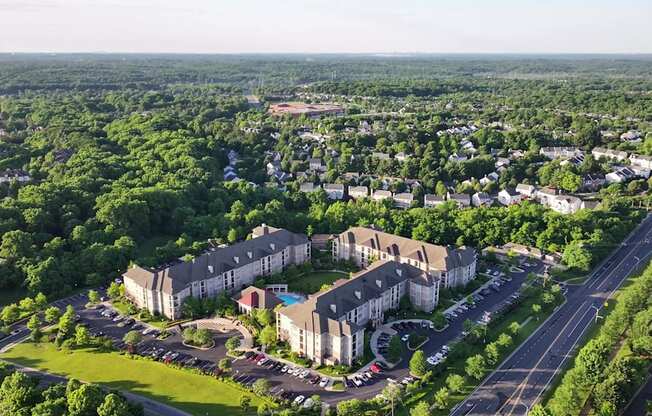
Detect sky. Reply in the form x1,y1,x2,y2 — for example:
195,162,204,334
1,0,651,54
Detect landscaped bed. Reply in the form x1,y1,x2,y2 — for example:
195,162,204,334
2,342,269,416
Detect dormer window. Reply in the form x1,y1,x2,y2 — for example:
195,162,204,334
376,279,382,288
396,268,402,277
233,256,240,264
354,290,361,299
247,251,253,259
270,243,276,250
208,265,214,274
330,304,336,313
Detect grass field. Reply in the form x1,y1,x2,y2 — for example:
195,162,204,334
288,270,349,294
2,342,268,416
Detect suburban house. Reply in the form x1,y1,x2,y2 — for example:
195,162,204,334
299,182,317,193
447,192,471,208
372,189,393,202
515,183,536,198
372,152,391,160
620,131,642,143
479,172,499,186
539,147,581,160
535,187,559,205
395,152,410,162
544,195,585,215
123,225,311,319
581,174,606,191
332,226,477,289
348,186,369,200
323,183,345,200
497,188,522,206
606,167,637,184
309,158,325,171
448,153,468,163
424,194,446,208
0,169,31,184
236,286,282,315
393,193,414,209
277,260,440,366
471,192,493,207
630,154,652,170
591,147,628,162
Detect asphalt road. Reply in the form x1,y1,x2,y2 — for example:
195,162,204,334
451,214,652,416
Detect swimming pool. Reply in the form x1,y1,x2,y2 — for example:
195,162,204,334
278,293,306,306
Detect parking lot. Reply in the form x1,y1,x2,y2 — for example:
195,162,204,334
36,259,545,407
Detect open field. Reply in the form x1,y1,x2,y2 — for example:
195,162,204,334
2,342,268,416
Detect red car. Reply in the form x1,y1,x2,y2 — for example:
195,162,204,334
370,363,382,373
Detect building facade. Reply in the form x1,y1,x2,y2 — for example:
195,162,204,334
277,260,439,366
123,225,310,319
332,227,477,289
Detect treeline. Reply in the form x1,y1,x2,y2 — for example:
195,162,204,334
539,260,652,416
0,363,143,416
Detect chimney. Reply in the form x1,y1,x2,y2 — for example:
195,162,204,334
208,265,214,274
247,251,253,259
354,290,361,299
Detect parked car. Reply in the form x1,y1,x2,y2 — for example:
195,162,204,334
293,395,305,405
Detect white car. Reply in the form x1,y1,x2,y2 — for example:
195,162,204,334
257,358,268,366
281,365,289,373
319,378,328,388
299,370,310,379
293,395,305,405
302,398,314,409
401,334,410,342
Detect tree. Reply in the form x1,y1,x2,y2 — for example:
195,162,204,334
542,292,555,305
0,371,38,414
252,378,270,396
258,325,276,347
529,404,552,416
44,306,61,324
0,304,20,325
218,358,231,372
382,382,402,414
97,393,131,416
107,282,122,300
575,338,610,385
532,304,542,320
410,400,432,416
74,325,91,347
257,403,271,416
336,399,364,416
446,374,465,393
484,343,500,365
496,333,513,349
57,305,76,339
508,321,520,335
465,354,485,380
34,293,48,310
562,241,592,271
409,350,427,377
66,383,104,416
433,387,449,410
254,309,274,327
27,314,42,342
19,297,36,313
87,290,100,304
123,331,143,348
193,328,212,347
239,396,251,413
225,336,241,352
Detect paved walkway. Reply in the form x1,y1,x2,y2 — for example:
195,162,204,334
193,317,254,348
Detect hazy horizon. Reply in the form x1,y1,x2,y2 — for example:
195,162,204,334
1,0,651,54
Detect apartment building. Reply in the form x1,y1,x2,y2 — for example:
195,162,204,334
277,260,439,366
123,225,310,319
332,227,477,289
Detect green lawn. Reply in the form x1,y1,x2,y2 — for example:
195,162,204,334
2,342,268,416
288,271,349,294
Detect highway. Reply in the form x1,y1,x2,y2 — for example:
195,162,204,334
451,214,652,416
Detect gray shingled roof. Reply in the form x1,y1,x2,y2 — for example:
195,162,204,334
337,227,475,271
280,260,434,336
123,227,308,295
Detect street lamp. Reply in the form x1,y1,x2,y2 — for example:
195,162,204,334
589,305,603,323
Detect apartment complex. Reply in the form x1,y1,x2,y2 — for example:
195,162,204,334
332,227,477,289
123,225,310,319
277,260,440,366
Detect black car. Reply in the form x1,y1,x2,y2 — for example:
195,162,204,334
244,351,255,359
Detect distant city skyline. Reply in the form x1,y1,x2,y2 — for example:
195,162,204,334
1,0,651,54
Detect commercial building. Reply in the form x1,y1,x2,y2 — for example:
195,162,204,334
123,225,310,319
